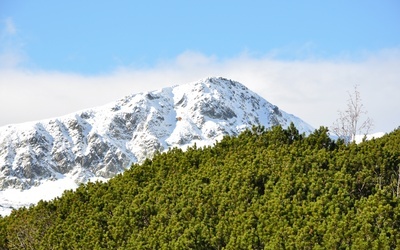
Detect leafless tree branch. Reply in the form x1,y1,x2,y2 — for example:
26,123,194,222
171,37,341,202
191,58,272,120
331,85,373,143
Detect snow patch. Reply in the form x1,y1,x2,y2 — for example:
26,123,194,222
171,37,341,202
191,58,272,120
355,132,386,144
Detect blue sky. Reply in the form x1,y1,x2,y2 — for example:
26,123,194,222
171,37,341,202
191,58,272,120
0,1,399,133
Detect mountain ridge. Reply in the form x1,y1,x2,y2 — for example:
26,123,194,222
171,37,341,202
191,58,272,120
0,77,314,191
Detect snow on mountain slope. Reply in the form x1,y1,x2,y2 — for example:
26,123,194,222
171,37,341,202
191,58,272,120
0,77,314,215
354,132,385,144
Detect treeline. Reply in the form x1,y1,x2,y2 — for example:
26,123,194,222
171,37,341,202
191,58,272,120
1,124,400,249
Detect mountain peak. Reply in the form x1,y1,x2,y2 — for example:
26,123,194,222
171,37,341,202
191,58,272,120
187,76,249,93
0,77,313,192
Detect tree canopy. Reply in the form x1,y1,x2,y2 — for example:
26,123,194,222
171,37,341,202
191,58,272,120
1,124,399,249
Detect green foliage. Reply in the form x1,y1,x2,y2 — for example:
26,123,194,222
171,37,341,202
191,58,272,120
1,124,399,249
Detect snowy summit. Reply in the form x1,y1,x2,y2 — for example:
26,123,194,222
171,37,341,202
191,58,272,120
0,77,314,215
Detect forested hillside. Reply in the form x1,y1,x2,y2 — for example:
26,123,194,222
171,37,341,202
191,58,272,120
1,124,399,249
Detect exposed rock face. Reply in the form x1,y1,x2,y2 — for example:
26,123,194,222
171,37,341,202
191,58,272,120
0,77,314,190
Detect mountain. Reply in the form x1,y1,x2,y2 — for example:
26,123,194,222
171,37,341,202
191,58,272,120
0,77,313,193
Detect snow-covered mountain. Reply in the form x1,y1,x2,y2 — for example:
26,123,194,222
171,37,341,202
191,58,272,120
0,77,313,214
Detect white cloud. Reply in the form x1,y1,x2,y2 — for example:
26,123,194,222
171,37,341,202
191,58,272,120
0,49,399,133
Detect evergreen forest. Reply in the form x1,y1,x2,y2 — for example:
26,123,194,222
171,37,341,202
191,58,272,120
1,124,400,249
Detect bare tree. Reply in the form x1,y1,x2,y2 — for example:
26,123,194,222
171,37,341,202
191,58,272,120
331,85,373,143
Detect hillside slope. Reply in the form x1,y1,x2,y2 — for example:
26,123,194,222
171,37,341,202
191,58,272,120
1,126,399,249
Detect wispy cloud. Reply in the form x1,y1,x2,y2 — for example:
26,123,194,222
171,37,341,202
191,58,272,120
1,49,399,133
4,18,16,35
0,17,26,68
